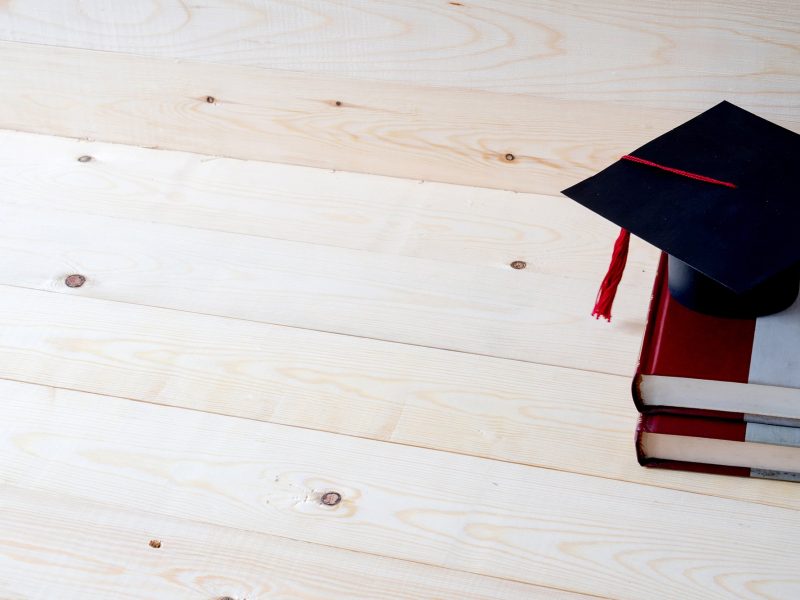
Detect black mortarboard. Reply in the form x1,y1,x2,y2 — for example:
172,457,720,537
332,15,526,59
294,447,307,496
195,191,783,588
562,101,800,319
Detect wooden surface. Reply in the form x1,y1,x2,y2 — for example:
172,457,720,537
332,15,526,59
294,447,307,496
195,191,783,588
1,1,798,196
0,39,689,196
3,380,800,600
1,40,798,197
1,130,800,599
0,0,797,119
1,486,577,600
0,130,660,286
1,3,799,597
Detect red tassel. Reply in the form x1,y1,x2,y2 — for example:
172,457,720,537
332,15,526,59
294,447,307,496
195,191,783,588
592,228,630,321
589,156,734,322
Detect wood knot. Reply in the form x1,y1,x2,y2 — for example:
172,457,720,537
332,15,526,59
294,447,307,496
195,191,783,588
510,261,527,270
148,539,161,549
504,153,515,162
334,100,343,106
77,155,93,163
321,491,342,506
206,96,216,104
65,274,86,288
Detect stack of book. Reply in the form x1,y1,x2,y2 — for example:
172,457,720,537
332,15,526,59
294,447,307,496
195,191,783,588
634,254,800,481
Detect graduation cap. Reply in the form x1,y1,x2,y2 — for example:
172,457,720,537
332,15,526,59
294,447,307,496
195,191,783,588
562,101,800,320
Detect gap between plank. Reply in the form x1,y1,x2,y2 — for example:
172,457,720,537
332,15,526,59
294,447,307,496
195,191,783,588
0,281,637,380
1,482,609,600
0,372,784,514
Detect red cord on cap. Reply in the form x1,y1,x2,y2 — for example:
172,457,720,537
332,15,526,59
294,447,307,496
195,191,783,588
592,228,630,321
593,155,737,322
620,155,737,189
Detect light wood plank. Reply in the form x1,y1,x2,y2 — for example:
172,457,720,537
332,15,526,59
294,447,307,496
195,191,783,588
3,41,797,195
1,379,799,600
0,204,650,375
0,1,797,120
0,129,660,287
0,485,578,600
1,286,800,512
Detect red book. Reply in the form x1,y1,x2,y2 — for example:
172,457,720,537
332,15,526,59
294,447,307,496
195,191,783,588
636,412,800,481
633,253,800,423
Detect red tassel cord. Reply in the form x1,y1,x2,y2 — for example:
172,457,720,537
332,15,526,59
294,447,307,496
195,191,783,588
592,228,630,321
593,156,737,322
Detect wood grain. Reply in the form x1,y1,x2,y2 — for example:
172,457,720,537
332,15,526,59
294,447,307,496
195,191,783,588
1,286,800,512
0,485,577,600
0,1,797,120
1,379,799,600
5,41,796,195
0,203,651,375
0,4,797,597
0,129,660,287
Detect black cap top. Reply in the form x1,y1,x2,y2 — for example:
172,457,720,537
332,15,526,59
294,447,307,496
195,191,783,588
562,101,800,318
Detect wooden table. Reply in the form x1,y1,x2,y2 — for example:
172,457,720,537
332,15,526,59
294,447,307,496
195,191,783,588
0,2,798,598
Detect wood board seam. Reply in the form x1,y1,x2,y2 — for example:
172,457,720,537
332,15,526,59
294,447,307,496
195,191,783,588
1,482,605,600
0,186,631,281
3,40,799,196
0,123,578,202
1,372,789,514
0,281,635,379
9,39,782,196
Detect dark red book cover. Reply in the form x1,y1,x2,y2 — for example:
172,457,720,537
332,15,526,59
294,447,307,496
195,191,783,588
631,252,756,418
631,257,800,478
